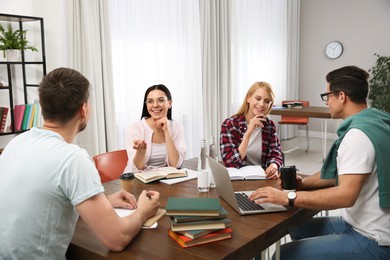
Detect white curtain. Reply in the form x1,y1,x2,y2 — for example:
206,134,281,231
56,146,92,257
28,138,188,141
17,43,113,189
108,0,298,157
230,0,300,140
230,0,288,112
284,0,301,139
108,0,203,159
199,0,231,158
67,0,117,156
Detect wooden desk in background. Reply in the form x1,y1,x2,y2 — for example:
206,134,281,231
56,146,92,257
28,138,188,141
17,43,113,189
270,106,331,119
270,106,332,159
66,175,318,259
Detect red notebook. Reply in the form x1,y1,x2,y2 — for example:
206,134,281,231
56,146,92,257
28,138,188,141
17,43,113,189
14,105,26,131
168,228,232,248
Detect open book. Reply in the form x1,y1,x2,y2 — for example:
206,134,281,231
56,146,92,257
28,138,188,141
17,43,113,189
134,167,187,183
226,165,266,180
159,168,197,185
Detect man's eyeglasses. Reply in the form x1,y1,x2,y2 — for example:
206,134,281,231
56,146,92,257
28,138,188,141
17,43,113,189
145,97,168,106
320,91,339,101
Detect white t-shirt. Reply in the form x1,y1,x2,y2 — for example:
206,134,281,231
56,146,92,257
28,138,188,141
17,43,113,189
338,128,390,246
0,128,104,259
147,143,167,167
245,127,262,166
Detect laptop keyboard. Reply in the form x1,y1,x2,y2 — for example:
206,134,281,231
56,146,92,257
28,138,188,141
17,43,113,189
235,192,265,211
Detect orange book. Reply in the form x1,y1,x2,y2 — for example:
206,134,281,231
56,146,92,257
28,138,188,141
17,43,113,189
168,228,232,248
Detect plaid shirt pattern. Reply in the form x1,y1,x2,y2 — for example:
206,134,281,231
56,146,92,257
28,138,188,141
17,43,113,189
220,114,283,169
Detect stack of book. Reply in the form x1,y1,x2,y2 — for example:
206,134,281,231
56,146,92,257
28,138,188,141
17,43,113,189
13,103,42,131
166,197,233,248
282,101,303,109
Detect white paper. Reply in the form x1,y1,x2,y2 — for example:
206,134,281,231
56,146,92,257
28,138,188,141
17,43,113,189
114,208,136,218
114,208,158,229
159,168,198,185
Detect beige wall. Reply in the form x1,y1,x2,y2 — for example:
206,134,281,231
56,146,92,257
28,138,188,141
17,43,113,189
299,0,390,136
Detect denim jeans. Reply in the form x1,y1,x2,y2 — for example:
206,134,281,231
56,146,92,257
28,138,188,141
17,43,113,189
273,216,390,260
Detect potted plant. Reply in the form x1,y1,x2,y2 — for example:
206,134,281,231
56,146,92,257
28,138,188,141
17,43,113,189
368,54,390,113
0,23,38,60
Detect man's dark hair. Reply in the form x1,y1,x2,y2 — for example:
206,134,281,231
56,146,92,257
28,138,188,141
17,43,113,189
39,67,90,124
326,65,369,104
140,84,173,120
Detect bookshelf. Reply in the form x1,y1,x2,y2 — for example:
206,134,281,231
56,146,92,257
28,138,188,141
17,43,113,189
0,13,46,135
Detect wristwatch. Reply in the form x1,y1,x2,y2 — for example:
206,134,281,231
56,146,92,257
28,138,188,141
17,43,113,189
287,191,297,207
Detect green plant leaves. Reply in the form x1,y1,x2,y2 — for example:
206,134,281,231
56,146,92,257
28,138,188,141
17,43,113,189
368,54,390,113
0,23,38,58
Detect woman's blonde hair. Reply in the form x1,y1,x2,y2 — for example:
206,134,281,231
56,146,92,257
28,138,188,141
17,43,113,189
234,81,275,116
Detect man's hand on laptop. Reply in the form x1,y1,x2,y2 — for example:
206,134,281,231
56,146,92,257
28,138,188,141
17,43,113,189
248,187,288,206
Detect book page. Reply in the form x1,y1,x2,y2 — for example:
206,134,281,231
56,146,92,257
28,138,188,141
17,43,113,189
135,167,187,183
226,166,265,180
226,167,244,180
158,167,187,178
239,165,266,180
135,169,166,183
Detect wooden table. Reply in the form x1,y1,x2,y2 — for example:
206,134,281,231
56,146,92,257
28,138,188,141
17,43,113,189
270,106,332,159
66,177,318,260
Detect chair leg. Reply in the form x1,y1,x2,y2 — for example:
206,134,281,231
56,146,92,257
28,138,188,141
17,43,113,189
275,240,281,260
305,125,309,152
260,250,266,260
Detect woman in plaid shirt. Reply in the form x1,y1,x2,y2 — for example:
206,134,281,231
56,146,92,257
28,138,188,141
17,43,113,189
220,81,283,179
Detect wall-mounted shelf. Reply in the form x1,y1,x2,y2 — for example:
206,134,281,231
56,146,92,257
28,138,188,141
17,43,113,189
0,13,46,135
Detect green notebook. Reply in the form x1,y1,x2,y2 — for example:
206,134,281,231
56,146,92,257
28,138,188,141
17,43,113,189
171,206,228,223
165,197,221,216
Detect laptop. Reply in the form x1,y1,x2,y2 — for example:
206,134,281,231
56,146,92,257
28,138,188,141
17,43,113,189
208,157,287,215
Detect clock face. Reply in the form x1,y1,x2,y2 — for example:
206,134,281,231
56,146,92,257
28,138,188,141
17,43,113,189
326,41,343,59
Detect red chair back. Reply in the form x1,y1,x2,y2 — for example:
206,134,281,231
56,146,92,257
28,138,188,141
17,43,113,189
93,149,128,183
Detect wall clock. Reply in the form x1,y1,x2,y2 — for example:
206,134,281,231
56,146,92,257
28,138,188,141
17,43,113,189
325,41,343,59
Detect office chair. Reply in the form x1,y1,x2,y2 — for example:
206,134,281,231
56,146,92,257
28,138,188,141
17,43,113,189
93,149,128,183
278,100,310,152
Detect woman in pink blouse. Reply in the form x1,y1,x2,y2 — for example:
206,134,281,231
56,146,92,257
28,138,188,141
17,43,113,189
220,81,283,179
124,84,186,172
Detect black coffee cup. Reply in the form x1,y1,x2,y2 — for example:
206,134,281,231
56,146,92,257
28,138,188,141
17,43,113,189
280,165,297,191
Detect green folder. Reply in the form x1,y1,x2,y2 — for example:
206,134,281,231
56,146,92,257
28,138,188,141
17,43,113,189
165,197,221,216
21,104,32,130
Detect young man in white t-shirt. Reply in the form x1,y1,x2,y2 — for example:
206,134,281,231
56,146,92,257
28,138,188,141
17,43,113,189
248,66,390,259
0,68,160,259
